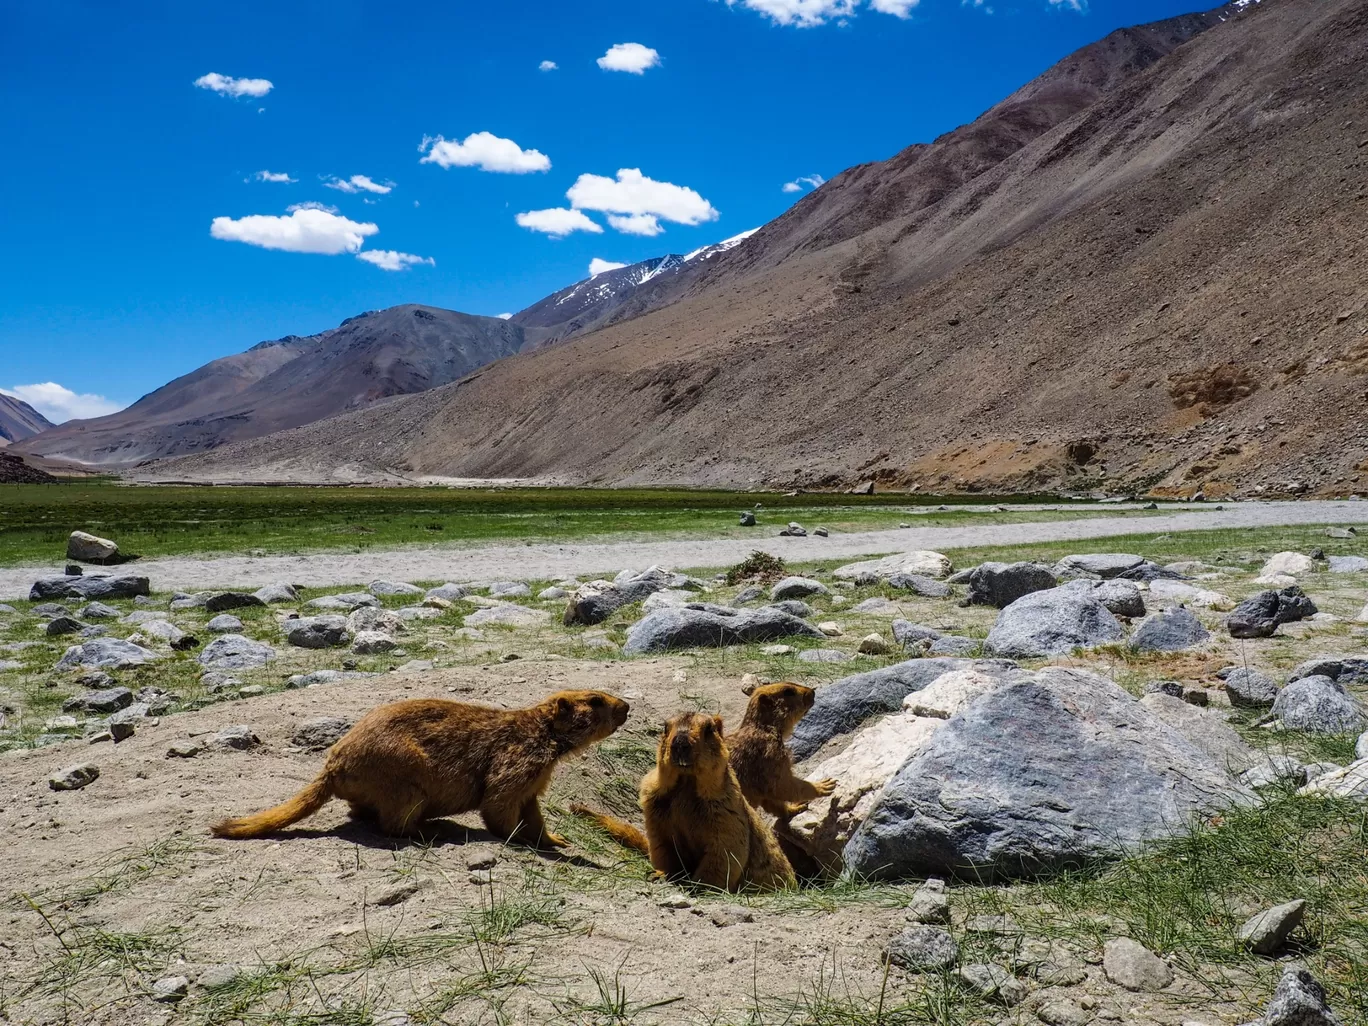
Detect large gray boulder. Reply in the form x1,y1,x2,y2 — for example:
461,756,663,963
1139,692,1260,774
305,592,378,611
205,592,265,614
833,551,953,582
1224,668,1281,708
1271,676,1366,734
984,586,1123,659
1227,587,1317,639
424,582,467,602
1130,607,1210,652
1326,555,1368,573
887,573,951,598
253,582,299,604
1054,553,1145,579
67,531,119,562
30,575,150,601
369,580,423,597
1246,968,1343,1026
1288,655,1368,687
198,634,275,670
622,604,823,656
285,616,350,649
563,566,673,626
788,658,1016,760
1090,579,1146,618
843,668,1244,880
966,562,1058,609
54,638,160,671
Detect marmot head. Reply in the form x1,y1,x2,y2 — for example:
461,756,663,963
659,711,729,776
742,682,817,736
545,690,630,750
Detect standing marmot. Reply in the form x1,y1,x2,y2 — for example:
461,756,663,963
729,682,836,819
573,711,795,892
211,690,629,846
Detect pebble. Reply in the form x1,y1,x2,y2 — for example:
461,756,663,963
151,976,190,1003
210,725,260,750
468,869,494,887
371,880,421,906
1102,937,1173,992
109,720,136,742
760,644,795,656
49,763,99,791
238,685,265,698
817,621,843,637
956,963,1027,1006
905,878,950,925
166,740,201,758
197,964,241,990
708,905,754,927
883,925,959,972
1037,999,1090,1026
1238,899,1306,956
464,847,498,871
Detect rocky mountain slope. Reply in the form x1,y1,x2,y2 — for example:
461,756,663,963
0,394,53,447
17,306,527,467
143,0,1368,496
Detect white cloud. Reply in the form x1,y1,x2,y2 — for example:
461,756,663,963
567,168,718,231
1,383,124,423
496,313,514,319
1048,0,1085,9
589,258,628,277
419,132,550,173
324,174,394,195
539,60,558,71
356,250,434,271
514,208,603,236
194,72,273,98
726,0,920,25
606,213,663,236
210,207,378,254
597,42,661,74
286,201,338,213
252,170,296,184
782,173,825,193
869,0,918,14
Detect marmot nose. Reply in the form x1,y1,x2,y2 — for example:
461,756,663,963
670,734,693,764
614,703,629,725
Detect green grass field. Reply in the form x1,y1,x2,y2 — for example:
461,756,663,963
0,482,1166,566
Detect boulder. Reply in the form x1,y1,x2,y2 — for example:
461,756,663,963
833,551,953,582
1102,938,1173,992
424,583,467,602
966,562,1058,608
292,717,352,751
890,620,944,648
732,585,765,605
252,582,298,604
488,581,531,599
886,573,951,597
66,531,119,562
1131,606,1210,652
1227,587,1318,639
49,763,100,791
1287,655,1368,687
463,603,548,628
1148,580,1234,610
789,657,1013,760
1138,692,1259,773
206,614,243,634
858,634,892,655
29,575,150,602
779,521,806,537
78,602,120,620
1053,553,1145,579
347,606,405,635
205,592,266,614
883,926,958,972
1224,668,1281,708
45,616,87,637
843,668,1245,880
198,634,275,670
1090,579,1146,618
369,580,423,597
55,638,160,671
64,686,134,713
538,586,568,601
1238,900,1306,956
305,592,378,611
929,636,978,656
563,567,673,626
770,576,829,601
1271,676,1366,734
285,616,350,649
738,511,756,526
1298,759,1368,800
1259,552,1316,578
1115,561,1189,582
1246,968,1343,1026
352,630,397,655
1326,555,1368,573
141,619,187,645
622,604,824,656
768,600,813,618
983,586,1124,659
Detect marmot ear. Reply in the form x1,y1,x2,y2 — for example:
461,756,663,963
555,696,574,721
712,715,725,736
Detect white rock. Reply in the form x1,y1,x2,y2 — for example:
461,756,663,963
833,550,953,582
67,530,118,562
1259,552,1316,578
1147,580,1235,611
1298,758,1368,799
903,669,1001,720
818,621,843,637
1253,573,1299,588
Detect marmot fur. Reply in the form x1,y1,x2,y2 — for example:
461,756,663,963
573,711,795,892
211,690,629,845
729,682,836,819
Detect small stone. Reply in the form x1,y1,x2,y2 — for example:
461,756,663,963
1225,668,1280,708
1102,938,1173,992
352,630,398,655
965,914,1023,936
883,925,959,972
659,896,692,909
197,965,241,990
1037,963,1088,987
49,763,99,790
1145,680,1184,698
1237,899,1306,956
206,614,243,633
814,527,829,538
709,905,755,927
905,878,950,925
957,963,1027,1006
1255,968,1341,1026
760,644,795,656
468,869,495,886
739,511,756,526
1037,1000,1090,1026
857,633,891,655
292,717,352,751
46,616,88,637
151,975,190,1003
465,847,498,871
797,648,850,663
167,740,201,758
818,621,843,637
210,725,260,751
237,684,265,698
109,720,136,742
371,880,421,906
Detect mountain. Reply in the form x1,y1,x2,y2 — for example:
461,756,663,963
136,0,1368,497
16,305,527,467
511,230,758,346
0,394,53,447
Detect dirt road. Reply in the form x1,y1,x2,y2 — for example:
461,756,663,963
3,500,1365,599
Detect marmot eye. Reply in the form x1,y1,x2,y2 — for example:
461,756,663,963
701,721,714,737
589,695,604,708
782,687,796,697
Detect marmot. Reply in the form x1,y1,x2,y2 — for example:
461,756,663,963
729,682,836,819
211,690,629,846
572,711,795,892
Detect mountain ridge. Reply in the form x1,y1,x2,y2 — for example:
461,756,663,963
0,394,54,448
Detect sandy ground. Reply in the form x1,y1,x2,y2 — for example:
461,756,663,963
4,500,1367,600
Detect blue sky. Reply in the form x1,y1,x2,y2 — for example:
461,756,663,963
0,0,1210,422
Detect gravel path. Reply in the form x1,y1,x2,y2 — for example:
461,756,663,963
3,500,1365,599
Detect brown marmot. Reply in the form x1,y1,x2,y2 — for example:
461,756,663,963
729,682,836,819
572,711,796,892
211,690,629,846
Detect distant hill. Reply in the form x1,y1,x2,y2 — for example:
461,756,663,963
0,393,53,448
16,305,528,467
